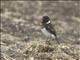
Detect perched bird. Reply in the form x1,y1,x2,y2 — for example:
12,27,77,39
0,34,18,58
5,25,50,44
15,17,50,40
41,16,60,44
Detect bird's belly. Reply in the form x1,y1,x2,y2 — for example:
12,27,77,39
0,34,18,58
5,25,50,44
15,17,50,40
41,28,55,39
41,28,51,37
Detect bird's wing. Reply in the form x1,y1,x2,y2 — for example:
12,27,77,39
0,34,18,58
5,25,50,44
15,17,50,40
45,23,57,36
45,23,60,44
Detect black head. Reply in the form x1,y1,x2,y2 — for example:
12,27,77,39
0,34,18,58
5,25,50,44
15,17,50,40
42,16,50,24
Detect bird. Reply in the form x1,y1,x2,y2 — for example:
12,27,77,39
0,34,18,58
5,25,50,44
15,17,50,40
41,16,60,44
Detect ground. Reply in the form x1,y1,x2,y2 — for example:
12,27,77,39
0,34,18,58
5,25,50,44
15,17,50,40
1,1,80,60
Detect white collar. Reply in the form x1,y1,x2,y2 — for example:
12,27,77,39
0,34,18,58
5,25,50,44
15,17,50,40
46,21,50,24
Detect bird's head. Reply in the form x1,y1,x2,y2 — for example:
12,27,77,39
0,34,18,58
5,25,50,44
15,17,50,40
42,16,50,24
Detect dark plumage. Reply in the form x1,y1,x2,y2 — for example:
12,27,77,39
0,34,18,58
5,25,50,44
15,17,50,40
41,16,60,44
42,16,50,24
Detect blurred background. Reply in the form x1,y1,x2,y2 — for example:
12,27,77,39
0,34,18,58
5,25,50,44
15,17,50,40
1,1,80,60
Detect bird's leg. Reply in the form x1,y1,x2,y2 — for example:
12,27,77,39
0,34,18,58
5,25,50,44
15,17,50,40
55,36,60,44
45,36,51,45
